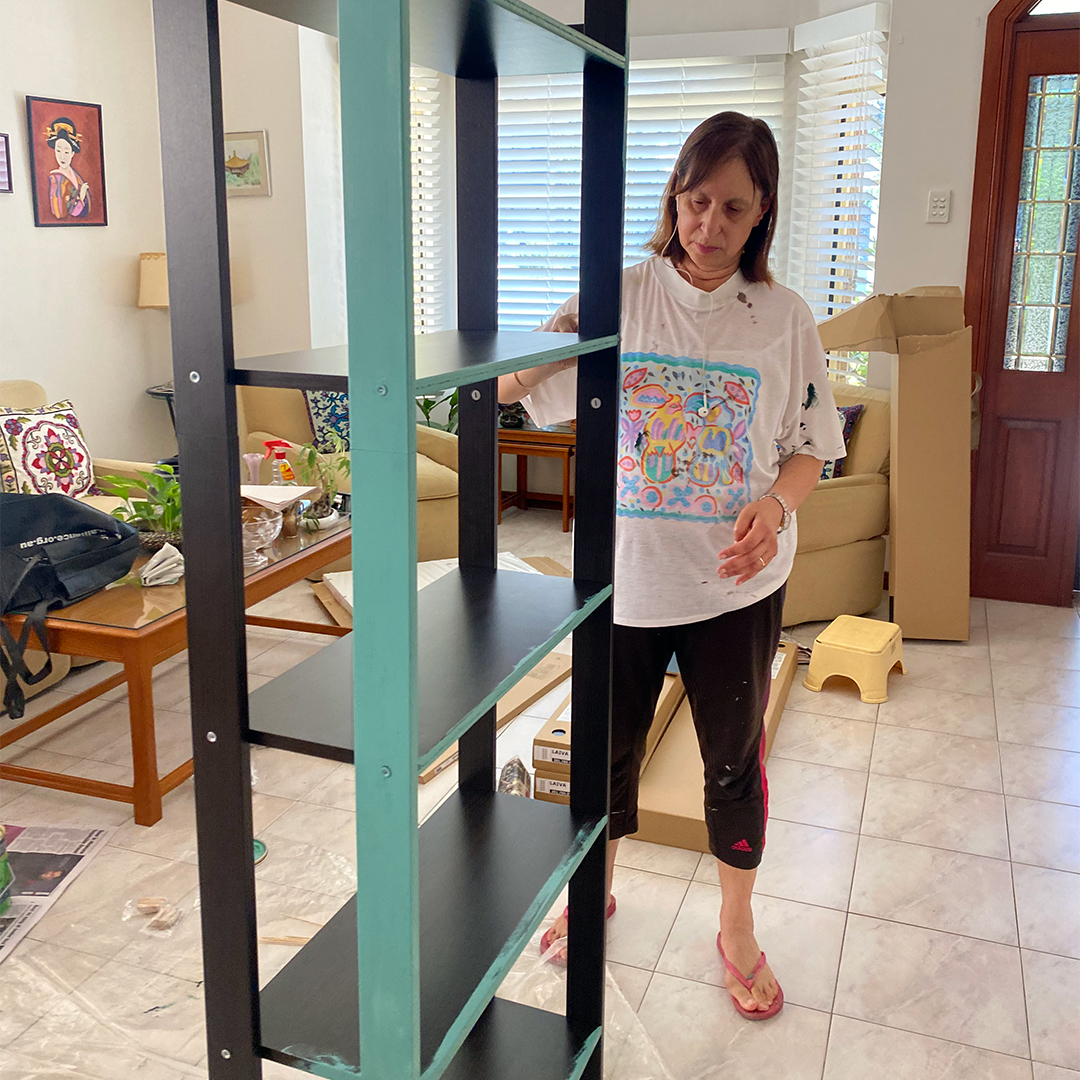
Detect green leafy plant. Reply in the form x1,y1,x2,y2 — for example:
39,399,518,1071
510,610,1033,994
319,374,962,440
97,465,183,535
416,388,459,434
294,434,351,524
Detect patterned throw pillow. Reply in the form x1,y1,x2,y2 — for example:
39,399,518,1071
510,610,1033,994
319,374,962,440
0,400,94,497
820,403,865,481
303,391,350,453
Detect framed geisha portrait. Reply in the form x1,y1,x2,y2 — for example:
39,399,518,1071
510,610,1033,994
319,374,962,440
25,97,107,227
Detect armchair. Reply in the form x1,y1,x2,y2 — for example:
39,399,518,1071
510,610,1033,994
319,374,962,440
782,384,891,627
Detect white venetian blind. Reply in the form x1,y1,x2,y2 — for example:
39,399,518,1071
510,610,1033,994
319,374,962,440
787,31,888,379
411,67,449,331
497,57,785,330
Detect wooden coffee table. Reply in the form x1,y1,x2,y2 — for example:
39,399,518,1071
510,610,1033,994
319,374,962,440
498,420,576,532
1,518,351,826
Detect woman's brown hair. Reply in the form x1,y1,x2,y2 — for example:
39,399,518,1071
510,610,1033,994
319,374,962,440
646,111,779,285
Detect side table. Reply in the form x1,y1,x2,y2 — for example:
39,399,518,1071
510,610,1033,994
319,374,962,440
498,421,576,532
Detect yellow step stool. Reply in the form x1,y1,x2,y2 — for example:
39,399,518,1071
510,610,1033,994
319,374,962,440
804,615,906,704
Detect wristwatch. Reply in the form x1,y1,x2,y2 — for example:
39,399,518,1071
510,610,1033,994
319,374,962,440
761,491,792,533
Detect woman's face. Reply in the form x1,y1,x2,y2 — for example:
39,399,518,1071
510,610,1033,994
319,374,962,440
674,156,769,273
53,137,74,169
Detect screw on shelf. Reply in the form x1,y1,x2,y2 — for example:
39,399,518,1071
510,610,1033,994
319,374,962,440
189,371,201,384
376,384,388,397
590,397,602,409
206,731,217,743
471,389,481,400
381,766,392,778
220,1049,231,1060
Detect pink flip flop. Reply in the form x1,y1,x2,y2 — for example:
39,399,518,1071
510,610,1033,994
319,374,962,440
717,932,784,1020
540,895,617,965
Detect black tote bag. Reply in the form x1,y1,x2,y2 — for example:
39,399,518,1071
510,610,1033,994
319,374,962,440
0,493,140,718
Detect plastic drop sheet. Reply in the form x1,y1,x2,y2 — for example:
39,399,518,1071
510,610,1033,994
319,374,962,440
496,913,675,1080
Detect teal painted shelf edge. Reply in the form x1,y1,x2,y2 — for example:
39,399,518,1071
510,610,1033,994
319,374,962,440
421,813,608,1080
487,0,626,68
569,1028,604,1080
417,582,611,772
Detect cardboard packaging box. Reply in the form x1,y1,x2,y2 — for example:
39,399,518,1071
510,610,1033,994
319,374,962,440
534,770,571,804
531,674,687,778
817,286,971,641
630,642,798,854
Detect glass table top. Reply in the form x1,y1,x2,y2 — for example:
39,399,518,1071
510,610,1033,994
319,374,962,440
39,516,351,631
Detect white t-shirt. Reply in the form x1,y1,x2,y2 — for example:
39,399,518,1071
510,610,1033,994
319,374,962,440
524,257,846,627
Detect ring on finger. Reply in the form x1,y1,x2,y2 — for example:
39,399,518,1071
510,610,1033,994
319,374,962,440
758,556,766,569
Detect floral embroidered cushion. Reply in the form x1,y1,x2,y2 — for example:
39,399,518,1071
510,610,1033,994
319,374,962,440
302,391,350,453
0,400,95,497
820,403,865,481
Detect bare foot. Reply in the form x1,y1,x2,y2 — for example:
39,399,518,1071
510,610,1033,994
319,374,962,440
541,897,614,962
719,916,779,1013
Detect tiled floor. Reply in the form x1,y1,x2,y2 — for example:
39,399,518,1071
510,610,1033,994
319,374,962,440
2,506,1078,1079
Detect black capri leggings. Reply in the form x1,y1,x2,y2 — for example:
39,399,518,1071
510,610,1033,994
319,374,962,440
608,586,785,870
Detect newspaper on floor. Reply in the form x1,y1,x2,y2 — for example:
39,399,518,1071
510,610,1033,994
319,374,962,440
0,824,113,963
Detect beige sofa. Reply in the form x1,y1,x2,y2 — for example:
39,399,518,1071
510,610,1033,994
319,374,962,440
236,385,459,563
782,383,890,627
0,380,156,705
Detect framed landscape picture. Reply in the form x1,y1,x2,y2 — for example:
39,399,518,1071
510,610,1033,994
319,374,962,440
0,134,11,194
25,96,107,226
224,130,271,197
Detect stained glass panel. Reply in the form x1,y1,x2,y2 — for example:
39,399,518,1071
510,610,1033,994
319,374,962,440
1005,74,1078,373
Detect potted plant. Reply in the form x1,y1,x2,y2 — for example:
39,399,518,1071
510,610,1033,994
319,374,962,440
416,388,459,433
96,465,183,553
294,434,350,529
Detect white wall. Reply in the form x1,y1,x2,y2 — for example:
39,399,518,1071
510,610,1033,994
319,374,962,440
0,0,174,463
220,2,312,359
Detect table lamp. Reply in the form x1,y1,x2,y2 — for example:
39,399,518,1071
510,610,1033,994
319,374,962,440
138,251,169,309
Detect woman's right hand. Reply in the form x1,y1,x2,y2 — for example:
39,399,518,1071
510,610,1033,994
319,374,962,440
553,313,579,334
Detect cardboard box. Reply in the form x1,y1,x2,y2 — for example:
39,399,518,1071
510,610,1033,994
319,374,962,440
418,651,571,783
531,674,687,778
630,642,798,854
533,769,571,804
818,286,971,641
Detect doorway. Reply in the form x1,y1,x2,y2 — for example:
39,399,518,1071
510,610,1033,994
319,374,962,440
967,2,1080,606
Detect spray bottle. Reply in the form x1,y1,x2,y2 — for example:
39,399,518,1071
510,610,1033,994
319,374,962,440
263,440,297,486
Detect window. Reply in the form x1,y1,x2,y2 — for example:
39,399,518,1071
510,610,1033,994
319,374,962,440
786,30,888,382
411,67,452,331
1005,74,1079,372
497,57,785,330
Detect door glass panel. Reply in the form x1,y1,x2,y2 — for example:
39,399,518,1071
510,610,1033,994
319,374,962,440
1029,0,1080,13
1005,74,1080,373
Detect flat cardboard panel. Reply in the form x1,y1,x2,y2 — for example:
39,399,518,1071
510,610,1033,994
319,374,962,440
418,651,571,783
817,289,965,354
311,582,353,628
890,329,972,641
521,556,572,578
643,674,686,772
631,644,797,854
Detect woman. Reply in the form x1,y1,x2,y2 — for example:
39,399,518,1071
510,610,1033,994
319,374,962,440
498,112,845,1020
44,118,91,220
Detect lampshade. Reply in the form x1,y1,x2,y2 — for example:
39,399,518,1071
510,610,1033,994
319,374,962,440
138,252,169,309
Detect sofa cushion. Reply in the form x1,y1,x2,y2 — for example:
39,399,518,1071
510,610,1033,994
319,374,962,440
796,473,889,553
303,390,350,452
832,383,890,477
0,400,95,497
417,454,458,501
821,403,865,481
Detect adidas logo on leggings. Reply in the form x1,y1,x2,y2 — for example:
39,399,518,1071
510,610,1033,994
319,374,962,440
731,839,753,852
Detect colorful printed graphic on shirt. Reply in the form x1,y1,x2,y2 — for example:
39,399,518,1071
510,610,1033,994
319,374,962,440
617,353,761,523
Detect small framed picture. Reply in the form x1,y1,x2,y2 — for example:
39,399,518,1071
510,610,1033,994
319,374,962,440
0,134,12,194
224,130,271,197
25,96,107,226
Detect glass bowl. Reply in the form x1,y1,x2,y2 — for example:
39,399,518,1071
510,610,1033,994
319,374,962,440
241,506,283,570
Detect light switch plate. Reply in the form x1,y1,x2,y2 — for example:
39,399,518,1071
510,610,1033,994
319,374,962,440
927,189,951,223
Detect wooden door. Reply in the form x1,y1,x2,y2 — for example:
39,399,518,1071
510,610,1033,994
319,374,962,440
970,18,1080,606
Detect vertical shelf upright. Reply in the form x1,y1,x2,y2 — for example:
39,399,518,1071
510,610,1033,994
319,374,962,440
152,0,627,1077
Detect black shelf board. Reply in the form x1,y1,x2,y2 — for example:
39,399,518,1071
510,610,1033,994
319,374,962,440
229,0,625,75
258,790,606,1078
246,568,610,771
438,999,600,1080
229,330,619,394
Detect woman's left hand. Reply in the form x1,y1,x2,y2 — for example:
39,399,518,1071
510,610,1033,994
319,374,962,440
717,498,784,585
